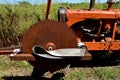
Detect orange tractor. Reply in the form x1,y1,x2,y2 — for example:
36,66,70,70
0,0,120,77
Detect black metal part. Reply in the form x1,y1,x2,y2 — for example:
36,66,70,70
58,7,67,22
89,0,96,10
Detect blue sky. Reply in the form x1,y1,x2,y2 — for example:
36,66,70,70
0,0,118,4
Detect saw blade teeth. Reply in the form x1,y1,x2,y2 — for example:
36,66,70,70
22,20,77,54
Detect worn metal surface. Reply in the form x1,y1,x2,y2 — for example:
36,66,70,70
22,20,77,54
10,52,92,61
0,46,22,54
66,9,120,27
10,54,35,61
89,0,95,10
33,45,86,57
45,0,52,19
0,49,14,54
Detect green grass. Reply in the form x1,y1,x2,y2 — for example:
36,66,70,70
0,55,120,80
64,66,120,80
0,56,33,80
93,67,119,80
65,69,85,80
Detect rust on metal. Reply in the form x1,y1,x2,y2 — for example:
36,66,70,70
45,42,56,50
45,0,52,19
0,49,13,54
0,46,22,55
22,20,77,54
10,52,92,61
10,54,35,61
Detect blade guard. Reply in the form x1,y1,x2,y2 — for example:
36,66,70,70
32,45,86,59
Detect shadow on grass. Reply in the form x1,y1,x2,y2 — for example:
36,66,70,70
2,72,65,80
3,76,33,80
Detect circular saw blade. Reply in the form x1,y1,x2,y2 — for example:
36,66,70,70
22,20,77,54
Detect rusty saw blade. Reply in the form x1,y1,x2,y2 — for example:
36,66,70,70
22,20,77,54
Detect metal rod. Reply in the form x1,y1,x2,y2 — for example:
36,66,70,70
109,22,117,53
111,22,117,43
45,0,52,19
10,54,35,61
0,46,22,55
89,0,96,10
97,20,102,36
0,49,13,54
